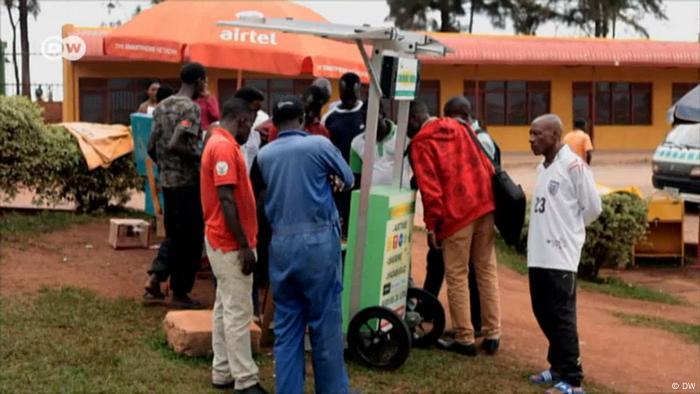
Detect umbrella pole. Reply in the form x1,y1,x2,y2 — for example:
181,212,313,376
236,69,243,90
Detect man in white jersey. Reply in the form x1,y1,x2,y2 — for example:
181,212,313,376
526,114,601,394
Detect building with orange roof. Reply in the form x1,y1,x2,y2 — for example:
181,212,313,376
61,3,699,152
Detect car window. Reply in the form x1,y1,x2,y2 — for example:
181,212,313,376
665,124,700,149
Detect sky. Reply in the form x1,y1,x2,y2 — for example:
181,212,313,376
1,0,698,101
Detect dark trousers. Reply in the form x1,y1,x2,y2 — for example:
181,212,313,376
252,215,272,316
148,185,204,297
423,246,481,332
529,267,583,387
334,191,351,238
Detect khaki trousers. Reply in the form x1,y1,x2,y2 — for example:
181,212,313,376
441,213,501,344
206,240,259,390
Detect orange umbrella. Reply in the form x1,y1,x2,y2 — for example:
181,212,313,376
104,0,368,80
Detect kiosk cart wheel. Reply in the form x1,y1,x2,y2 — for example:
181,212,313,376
405,287,445,348
347,306,411,370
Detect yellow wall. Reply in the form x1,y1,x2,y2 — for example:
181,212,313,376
422,64,700,152
63,56,699,152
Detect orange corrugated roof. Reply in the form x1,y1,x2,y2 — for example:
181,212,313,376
425,33,700,68
67,24,700,69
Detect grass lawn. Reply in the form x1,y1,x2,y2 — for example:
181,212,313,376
494,238,686,306
0,209,151,242
613,312,700,345
0,287,587,394
0,210,96,241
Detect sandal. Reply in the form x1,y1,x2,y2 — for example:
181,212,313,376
545,381,585,394
529,370,559,385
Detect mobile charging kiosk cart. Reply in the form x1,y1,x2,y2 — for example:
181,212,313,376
219,17,450,370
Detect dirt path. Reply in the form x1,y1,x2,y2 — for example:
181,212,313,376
0,221,215,306
409,231,700,394
1,221,699,393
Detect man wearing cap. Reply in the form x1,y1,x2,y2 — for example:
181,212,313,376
252,96,354,394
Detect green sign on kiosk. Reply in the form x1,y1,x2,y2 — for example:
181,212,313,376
342,186,416,328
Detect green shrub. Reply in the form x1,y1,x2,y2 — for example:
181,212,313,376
0,96,47,199
0,96,142,212
517,192,648,280
578,192,648,279
36,126,142,213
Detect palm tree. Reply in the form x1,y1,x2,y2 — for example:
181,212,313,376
4,0,39,97
385,0,507,33
18,0,41,97
562,0,666,38
4,0,21,95
502,0,559,35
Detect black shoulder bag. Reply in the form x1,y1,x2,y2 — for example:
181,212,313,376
467,129,526,247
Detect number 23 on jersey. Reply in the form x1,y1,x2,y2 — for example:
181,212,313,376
534,197,546,213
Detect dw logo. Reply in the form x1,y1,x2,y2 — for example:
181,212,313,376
41,35,86,61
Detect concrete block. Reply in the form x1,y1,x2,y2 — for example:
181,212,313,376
163,310,213,357
163,310,262,357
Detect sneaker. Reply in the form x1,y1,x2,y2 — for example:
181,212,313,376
235,383,269,394
211,380,235,390
481,338,500,355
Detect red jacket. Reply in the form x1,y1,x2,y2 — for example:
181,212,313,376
410,117,495,240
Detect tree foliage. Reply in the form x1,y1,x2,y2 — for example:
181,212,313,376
385,0,666,37
560,0,667,38
501,0,558,35
385,0,505,33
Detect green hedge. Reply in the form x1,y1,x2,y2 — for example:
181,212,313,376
0,96,142,212
578,192,648,279
0,96,46,198
516,192,648,280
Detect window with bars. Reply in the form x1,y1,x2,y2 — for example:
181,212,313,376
217,78,310,115
78,78,178,124
672,83,698,104
464,80,550,126
594,82,652,125
572,82,593,129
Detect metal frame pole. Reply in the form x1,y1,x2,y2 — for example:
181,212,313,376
392,100,410,188
349,46,383,318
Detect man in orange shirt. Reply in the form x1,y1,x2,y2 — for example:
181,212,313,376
200,97,268,394
562,119,594,164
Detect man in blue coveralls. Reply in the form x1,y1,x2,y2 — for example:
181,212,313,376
251,96,354,394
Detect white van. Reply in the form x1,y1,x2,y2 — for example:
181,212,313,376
652,123,700,204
